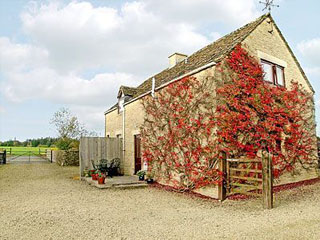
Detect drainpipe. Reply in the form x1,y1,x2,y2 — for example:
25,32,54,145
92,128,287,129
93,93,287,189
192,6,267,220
151,77,155,98
122,105,126,173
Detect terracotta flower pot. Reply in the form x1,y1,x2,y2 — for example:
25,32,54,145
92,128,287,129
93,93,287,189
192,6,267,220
98,176,105,184
92,173,98,180
89,170,96,177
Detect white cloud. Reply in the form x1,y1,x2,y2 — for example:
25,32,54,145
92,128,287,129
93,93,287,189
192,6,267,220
1,62,138,106
19,0,259,75
144,0,259,27
297,38,320,66
20,1,212,75
0,37,48,72
68,105,107,135
0,0,260,132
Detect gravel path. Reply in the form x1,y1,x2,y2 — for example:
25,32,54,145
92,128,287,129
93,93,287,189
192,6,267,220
1,163,320,240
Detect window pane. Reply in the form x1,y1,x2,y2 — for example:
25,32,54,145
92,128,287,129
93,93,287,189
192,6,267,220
276,66,284,86
262,62,273,82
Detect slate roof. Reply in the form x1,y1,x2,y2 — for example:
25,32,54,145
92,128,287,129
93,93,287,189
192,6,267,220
106,13,314,113
118,85,138,97
131,13,272,98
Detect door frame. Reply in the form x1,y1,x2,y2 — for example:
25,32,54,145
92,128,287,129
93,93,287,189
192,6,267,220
134,134,141,174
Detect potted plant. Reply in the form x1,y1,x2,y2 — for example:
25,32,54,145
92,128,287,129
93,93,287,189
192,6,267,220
146,172,154,184
89,169,96,177
137,170,146,181
97,172,106,185
91,170,98,180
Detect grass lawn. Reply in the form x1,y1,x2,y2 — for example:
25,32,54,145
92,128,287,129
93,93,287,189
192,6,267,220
0,146,56,156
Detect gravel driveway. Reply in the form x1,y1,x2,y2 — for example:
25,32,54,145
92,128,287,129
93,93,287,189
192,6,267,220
1,163,320,240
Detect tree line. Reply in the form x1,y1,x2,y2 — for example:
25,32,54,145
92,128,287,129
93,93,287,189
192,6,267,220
0,137,59,147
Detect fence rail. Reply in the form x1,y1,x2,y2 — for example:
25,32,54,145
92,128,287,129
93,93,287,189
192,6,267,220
219,154,273,209
79,137,123,177
0,147,51,156
227,158,263,198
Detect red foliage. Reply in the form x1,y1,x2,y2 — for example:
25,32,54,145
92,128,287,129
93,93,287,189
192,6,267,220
216,44,317,177
141,44,317,191
141,76,222,191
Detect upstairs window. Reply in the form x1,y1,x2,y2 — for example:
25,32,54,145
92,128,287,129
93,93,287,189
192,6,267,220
261,59,285,87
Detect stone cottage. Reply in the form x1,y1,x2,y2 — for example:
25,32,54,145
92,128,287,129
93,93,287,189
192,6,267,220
104,13,318,197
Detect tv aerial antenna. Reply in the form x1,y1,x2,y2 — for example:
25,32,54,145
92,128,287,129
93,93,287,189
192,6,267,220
259,0,279,12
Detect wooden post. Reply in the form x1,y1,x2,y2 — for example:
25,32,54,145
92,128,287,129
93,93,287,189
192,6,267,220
262,152,273,209
218,152,227,201
3,150,6,164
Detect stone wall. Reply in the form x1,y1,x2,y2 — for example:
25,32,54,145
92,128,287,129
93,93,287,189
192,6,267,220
243,17,313,93
55,150,79,166
243,16,319,185
105,67,216,175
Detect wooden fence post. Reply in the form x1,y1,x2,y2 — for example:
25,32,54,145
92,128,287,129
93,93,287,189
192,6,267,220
218,152,227,201
262,152,273,209
3,150,6,164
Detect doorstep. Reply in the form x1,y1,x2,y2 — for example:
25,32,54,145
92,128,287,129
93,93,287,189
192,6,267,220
83,176,148,189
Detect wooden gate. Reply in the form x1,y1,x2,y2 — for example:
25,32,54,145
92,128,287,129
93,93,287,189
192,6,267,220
219,154,273,209
226,159,262,197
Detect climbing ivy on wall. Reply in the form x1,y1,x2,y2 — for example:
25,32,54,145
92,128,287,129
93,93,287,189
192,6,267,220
216,45,317,178
141,44,317,191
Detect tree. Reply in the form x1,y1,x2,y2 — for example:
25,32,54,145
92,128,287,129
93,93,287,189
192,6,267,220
51,108,84,139
50,108,96,150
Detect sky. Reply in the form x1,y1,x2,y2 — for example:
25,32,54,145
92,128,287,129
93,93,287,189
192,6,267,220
0,0,319,141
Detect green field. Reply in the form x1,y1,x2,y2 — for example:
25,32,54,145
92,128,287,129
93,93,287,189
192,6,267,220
0,146,56,156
